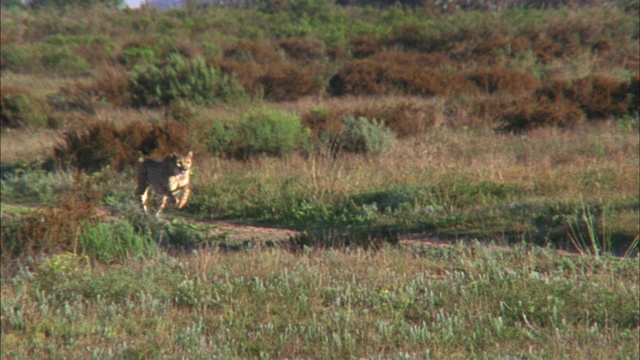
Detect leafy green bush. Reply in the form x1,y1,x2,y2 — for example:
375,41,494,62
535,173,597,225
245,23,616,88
40,43,91,75
208,107,309,159
128,54,244,108
1,86,51,129
335,116,396,155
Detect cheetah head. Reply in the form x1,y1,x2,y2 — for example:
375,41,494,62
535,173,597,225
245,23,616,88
166,151,193,176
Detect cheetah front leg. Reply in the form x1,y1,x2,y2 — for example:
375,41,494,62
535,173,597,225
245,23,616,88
154,182,178,217
156,191,179,217
176,186,191,209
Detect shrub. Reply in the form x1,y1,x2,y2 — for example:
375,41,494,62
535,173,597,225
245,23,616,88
467,67,541,95
352,100,443,137
335,116,396,155
337,59,474,97
258,64,321,101
119,43,162,67
497,100,585,133
279,38,324,62
564,75,631,119
301,106,344,139
54,120,190,172
207,107,308,159
40,43,91,75
1,86,51,129
349,35,380,58
128,54,244,108
1,174,100,261
223,40,279,64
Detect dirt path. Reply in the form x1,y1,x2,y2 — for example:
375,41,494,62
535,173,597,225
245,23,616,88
2,202,557,253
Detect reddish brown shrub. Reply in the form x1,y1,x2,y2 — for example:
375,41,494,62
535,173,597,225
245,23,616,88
258,64,321,101
497,99,585,133
1,174,100,260
531,34,570,62
564,75,631,119
211,60,263,94
509,36,532,54
54,120,190,172
301,108,344,139
338,60,388,95
93,69,131,107
223,40,279,64
467,68,541,95
349,36,380,59
337,59,475,97
302,100,442,139
352,101,442,137
374,51,455,69
279,38,324,62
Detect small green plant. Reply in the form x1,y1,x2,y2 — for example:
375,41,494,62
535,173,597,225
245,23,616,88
37,252,88,282
128,54,244,107
335,116,396,155
208,107,309,159
79,221,157,262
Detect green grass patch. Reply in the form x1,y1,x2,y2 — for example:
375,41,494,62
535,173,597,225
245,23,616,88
2,245,637,358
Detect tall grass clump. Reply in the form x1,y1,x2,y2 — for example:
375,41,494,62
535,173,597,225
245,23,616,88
129,54,244,108
79,221,157,263
207,107,309,159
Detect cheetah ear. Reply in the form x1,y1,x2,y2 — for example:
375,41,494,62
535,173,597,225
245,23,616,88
186,151,193,158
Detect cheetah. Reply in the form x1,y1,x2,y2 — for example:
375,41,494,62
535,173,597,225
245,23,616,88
135,151,193,217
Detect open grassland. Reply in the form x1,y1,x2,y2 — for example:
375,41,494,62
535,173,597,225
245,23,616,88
2,245,638,359
2,2,639,358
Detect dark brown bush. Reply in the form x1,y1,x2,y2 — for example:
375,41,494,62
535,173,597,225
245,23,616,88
374,51,455,69
497,99,585,133
258,64,321,101
93,69,131,108
509,36,533,54
211,60,263,95
337,60,388,95
302,100,442,139
223,40,279,64
467,68,541,95
279,38,324,62
1,174,100,260
564,75,631,119
349,36,380,59
301,108,344,140
351,100,442,137
54,120,190,172
337,59,475,97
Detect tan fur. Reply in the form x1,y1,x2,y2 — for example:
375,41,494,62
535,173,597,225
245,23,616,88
135,151,193,216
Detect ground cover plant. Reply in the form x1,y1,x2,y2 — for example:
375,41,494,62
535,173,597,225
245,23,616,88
1,0,639,358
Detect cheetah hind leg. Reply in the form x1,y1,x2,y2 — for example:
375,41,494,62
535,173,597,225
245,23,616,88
136,186,150,214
